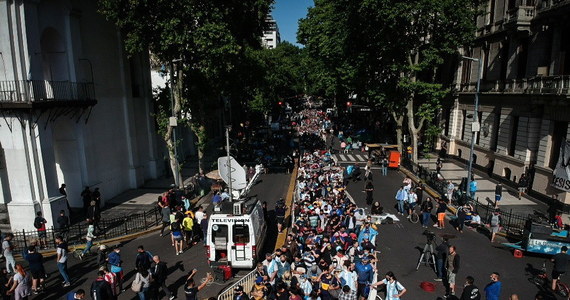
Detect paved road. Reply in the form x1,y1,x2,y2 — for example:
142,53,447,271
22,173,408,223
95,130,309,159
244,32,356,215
23,172,291,300
341,165,561,299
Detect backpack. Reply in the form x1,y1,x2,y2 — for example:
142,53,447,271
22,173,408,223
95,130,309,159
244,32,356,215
490,214,499,227
33,217,42,229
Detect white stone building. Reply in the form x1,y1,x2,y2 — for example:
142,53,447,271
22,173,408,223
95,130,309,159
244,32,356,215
443,0,570,203
0,0,161,231
262,14,280,49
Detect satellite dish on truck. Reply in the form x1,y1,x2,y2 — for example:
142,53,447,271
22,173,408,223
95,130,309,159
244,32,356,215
217,156,247,190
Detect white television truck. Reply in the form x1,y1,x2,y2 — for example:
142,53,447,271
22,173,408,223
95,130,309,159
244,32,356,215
206,198,266,269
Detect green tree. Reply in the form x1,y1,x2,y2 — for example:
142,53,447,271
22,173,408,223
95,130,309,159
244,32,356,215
359,0,480,161
247,42,306,113
297,0,361,105
98,0,272,181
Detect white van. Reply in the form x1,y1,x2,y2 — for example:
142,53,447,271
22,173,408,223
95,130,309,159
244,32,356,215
206,198,266,269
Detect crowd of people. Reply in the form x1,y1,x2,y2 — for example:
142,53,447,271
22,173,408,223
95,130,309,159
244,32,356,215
234,109,406,300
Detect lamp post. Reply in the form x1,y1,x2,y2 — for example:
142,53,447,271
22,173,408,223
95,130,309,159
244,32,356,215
461,55,482,199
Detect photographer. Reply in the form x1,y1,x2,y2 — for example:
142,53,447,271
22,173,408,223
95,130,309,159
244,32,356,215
434,237,450,282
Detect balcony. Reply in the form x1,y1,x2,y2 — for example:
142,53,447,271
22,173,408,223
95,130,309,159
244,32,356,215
458,75,570,95
504,6,535,27
537,0,570,12
0,80,96,109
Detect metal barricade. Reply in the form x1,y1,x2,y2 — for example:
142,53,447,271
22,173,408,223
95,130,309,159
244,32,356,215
217,268,258,300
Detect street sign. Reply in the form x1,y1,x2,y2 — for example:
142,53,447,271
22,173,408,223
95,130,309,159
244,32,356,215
217,156,247,190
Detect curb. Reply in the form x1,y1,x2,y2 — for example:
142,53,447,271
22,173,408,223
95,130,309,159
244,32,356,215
276,160,299,249
33,193,210,259
31,225,161,259
400,166,509,238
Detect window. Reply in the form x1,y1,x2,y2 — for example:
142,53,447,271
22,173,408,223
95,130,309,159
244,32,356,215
517,39,528,79
488,0,496,25
508,116,519,156
549,121,568,169
500,41,510,80
444,108,451,136
491,112,500,151
233,224,250,244
211,224,228,245
476,112,483,145
461,55,472,84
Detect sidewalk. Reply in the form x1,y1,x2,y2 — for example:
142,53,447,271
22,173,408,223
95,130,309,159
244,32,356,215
416,156,565,221
97,162,202,219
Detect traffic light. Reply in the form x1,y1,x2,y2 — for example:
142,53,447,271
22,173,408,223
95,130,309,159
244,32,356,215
347,101,352,113
278,101,283,106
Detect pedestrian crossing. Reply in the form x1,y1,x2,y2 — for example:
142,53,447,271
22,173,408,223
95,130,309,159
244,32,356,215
333,153,370,163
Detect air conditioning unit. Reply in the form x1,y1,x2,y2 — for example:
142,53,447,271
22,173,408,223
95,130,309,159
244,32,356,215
233,202,243,215
536,66,549,76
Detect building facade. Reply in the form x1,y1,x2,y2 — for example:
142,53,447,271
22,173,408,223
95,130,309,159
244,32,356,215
443,0,570,203
0,0,162,230
262,14,281,49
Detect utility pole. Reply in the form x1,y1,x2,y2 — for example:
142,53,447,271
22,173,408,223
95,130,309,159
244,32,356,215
461,55,482,198
226,125,233,202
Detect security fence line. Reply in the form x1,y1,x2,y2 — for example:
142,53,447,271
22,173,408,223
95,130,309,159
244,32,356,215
10,206,161,254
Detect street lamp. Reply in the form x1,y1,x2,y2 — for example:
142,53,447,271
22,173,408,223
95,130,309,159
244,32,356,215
461,55,482,199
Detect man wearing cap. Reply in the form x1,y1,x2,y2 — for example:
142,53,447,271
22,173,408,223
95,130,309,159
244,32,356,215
233,285,247,300
355,256,374,299
182,212,194,248
251,276,268,300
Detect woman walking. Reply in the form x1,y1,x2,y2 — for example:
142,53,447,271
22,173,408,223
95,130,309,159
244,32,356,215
6,264,32,300
79,219,96,259
132,266,151,300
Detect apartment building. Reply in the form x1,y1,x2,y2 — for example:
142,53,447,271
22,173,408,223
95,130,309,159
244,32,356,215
262,14,281,49
443,0,570,203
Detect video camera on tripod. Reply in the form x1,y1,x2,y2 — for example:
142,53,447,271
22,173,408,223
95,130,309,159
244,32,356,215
422,230,436,242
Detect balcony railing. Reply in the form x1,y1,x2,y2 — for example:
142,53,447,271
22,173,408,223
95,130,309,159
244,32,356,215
458,75,570,95
505,6,536,24
537,0,570,12
0,80,95,103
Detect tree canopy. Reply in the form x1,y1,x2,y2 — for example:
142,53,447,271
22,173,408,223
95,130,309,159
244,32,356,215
98,0,273,176
298,0,480,160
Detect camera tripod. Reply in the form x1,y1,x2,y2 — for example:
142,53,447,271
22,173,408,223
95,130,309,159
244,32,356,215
416,237,437,272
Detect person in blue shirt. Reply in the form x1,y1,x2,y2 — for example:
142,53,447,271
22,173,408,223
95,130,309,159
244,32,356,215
395,187,407,215
469,179,478,199
66,289,85,299
355,256,374,299
484,272,502,300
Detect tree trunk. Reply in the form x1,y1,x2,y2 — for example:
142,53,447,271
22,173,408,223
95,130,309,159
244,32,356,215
406,96,426,163
196,124,206,174
164,127,182,187
392,112,404,152
167,65,183,187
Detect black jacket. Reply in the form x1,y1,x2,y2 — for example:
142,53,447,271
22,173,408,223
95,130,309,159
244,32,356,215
152,261,168,283
136,251,153,270
91,278,113,300
460,284,481,300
